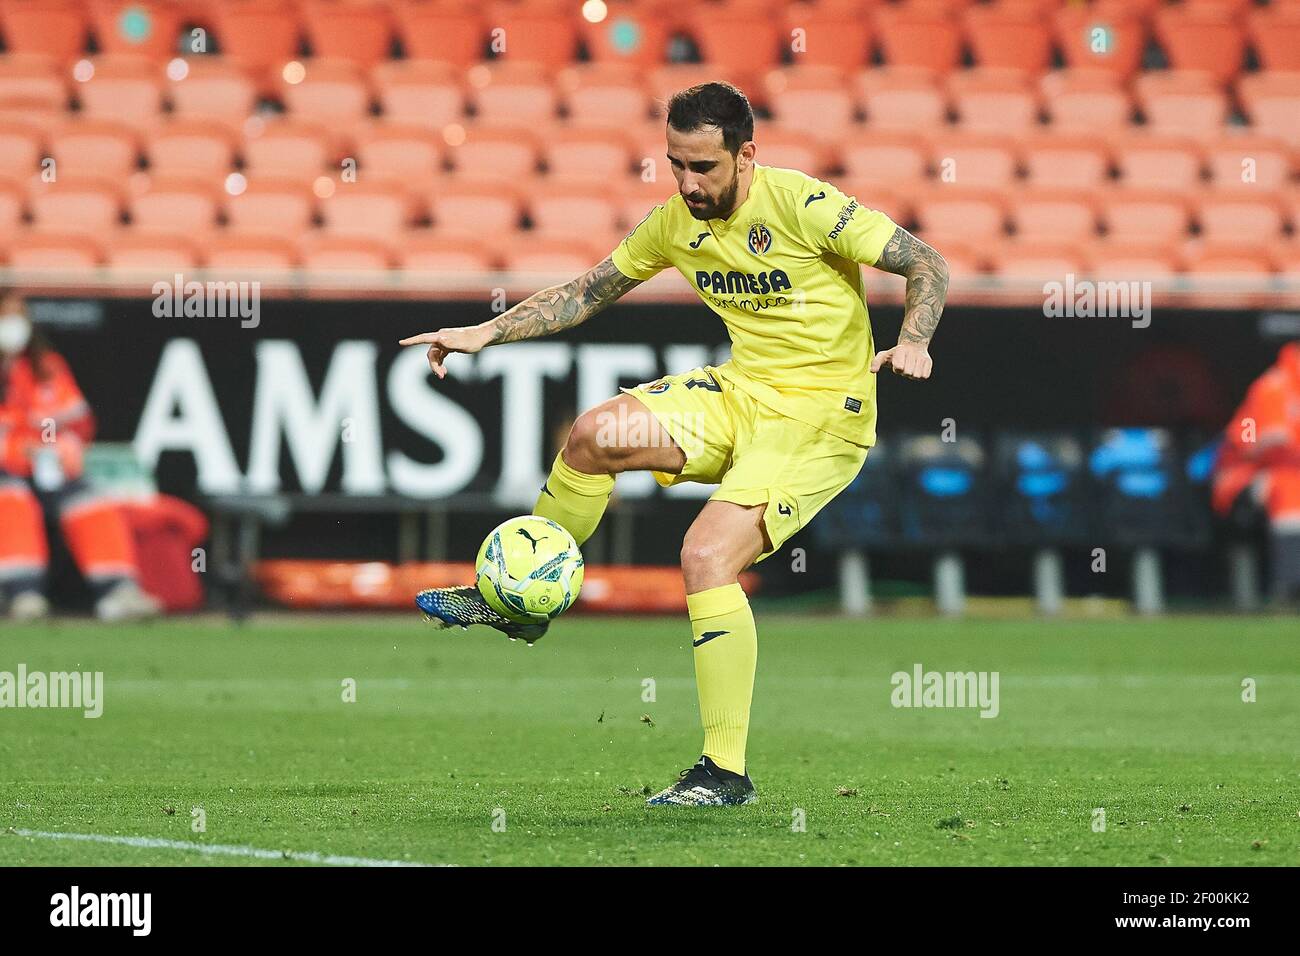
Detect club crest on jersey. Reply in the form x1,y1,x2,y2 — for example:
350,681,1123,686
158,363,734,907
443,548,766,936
747,222,773,256
644,380,671,394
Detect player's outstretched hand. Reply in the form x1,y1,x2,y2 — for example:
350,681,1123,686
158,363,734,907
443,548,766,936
870,342,932,381
399,325,493,379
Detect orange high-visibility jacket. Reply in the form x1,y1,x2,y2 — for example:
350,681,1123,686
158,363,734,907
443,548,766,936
0,351,95,479
1213,342,1300,516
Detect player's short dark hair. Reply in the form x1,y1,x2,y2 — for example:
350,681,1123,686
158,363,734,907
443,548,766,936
666,82,754,156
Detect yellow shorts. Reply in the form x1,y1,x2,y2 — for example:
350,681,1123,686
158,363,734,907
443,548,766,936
621,364,869,562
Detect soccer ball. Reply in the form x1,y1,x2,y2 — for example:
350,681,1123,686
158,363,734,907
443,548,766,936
475,516,585,625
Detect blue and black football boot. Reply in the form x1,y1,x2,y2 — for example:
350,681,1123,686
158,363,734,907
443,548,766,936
646,756,757,806
414,586,549,645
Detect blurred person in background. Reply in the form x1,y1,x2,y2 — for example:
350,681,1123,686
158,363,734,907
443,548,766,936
0,290,159,621
1213,340,1300,603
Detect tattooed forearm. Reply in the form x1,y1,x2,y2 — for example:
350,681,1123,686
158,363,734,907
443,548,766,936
489,257,642,345
873,226,949,345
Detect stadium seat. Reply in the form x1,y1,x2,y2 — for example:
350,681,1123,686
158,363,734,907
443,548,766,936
994,432,1092,546
614,178,675,233
1181,239,1276,276
1133,71,1228,135
578,5,672,66
895,432,995,549
224,179,315,235
1052,6,1146,80
542,126,634,182
466,62,559,125
0,118,45,175
105,230,200,272
46,121,139,179
28,177,124,237
1021,133,1111,188
839,129,928,185
398,232,496,272
298,234,394,271
486,3,580,67
391,2,485,68
1040,68,1132,130
947,68,1040,131
0,1,88,62
319,181,415,243
210,2,303,85
963,8,1052,75
1101,189,1192,242
500,234,606,275
130,177,221,233
814,438,899,552
914,187,1008,241
443,123,540,181
1083,238,1181,279
166,57,258,124
780,9,874,72
1204,134,1293,191
855,67,947,130
527,182,620,239
372,60,465,129
281,59,372,126
6,231,103,269
205,233,298,272
146,120,238,179
1247,7,1300,71
750,123,829,176
240,119,334,178
0,175,24,232
837,179,914,227
1010,189,1099,242
646,65,744,116
1238,72,1300,145
1089,428,1200,548
686,13,782,82
0,53,68,112
72,55,163,129
1196,192,1286,243
1111,134,1204,190
353,123,443,184
874,6,962,73
1271,240,1300,276
300,0,394,68
429,179,523,237
556,63,652,128
88,1,184,61
1153,9,1245,86
763,66,857,139
987,240,1088,279
923,131,1018,187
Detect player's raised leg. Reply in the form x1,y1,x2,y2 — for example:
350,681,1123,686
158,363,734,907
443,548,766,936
648,499,766,806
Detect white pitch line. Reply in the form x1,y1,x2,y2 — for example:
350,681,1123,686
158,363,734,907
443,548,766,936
8,829,446,867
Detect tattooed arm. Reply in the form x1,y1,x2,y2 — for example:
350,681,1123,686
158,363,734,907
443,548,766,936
867,226,949,381
399,257,642,378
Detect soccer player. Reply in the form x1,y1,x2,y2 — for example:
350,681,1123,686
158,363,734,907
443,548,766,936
402,83,948,806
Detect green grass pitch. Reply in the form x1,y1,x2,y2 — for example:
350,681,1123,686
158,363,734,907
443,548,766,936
1,613,1296,866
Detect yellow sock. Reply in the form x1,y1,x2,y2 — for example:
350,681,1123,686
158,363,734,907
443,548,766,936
687,583,757,775
532,452,614,546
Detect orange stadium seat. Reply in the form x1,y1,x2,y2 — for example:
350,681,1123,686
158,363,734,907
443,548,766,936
1247,8,1300,72
615,178,676,232
224,179,315,235
947,68,1040,131
29,177,123,235
839,128,928,184
500,234,606,275
646,64,744,115
0,118,44,175
241,119,334,177
751,123,829,176
1101,190,1192,242
1196,192,1286,242
963,8,1052,75
210,2,303,81
299,234,394,271
1153,9,1245,86
398,232,496,272
486,3,580,67
579,6,672,66
89,1,183,61
7,232,103,269
354,123,443,183
205,233,298,272
319,181,414,242
391,2,485,68
556,63,653,128
429,179,523,237
0,175,24,231
105,230,200,272
0,2,88,62
466,62,558,125
300,0,395,68
686,14,783,84
129,177,221,233
1238,72,1300,145
627,119,673,175
914,188,1008,241
281,59,372,126
780,10,874,72
987,240,1087,280
924,131,1018,187
1021,133,1111,188
1010,189,1100,242
1083,239,1181,279
0,54,68,112
1040,68,1132,130
166,58,258,124
837,178,914,226
1181,240,1275,276
763,66,856,139
874,7,962,73
46,120,139,178
1204,134,1294,191
73,56,163,128
147,120,238,179
1052,7,1146,80
527,182,620,238
1133,71,1229,135
542,126,634,182
373,60,465,128
855,67,947,130
1111,134,1204,190
1271,240,1300,276
443,123,540,181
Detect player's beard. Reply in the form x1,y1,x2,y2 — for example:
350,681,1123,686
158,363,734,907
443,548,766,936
683,168,740,221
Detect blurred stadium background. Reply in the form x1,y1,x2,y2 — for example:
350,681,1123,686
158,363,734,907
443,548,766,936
3,0,1300,619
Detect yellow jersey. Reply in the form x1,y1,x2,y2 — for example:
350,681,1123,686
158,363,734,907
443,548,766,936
611,163,898,446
